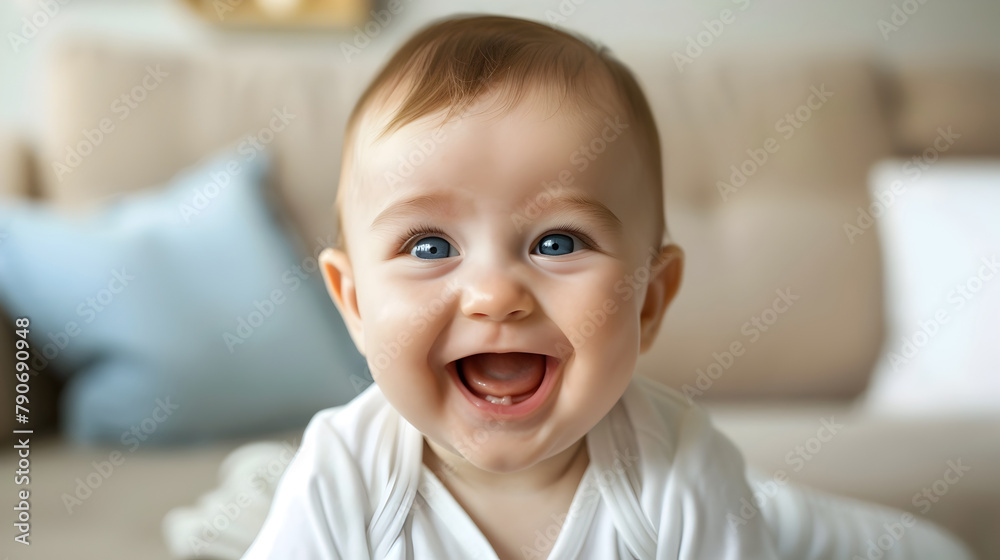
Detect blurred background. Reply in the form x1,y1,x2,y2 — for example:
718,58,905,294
1,0,998,558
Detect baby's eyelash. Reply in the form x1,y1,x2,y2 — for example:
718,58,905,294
548,224,597,249
395,223,598,253
398,224,446,251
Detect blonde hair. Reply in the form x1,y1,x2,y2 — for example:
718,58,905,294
335,14,664,249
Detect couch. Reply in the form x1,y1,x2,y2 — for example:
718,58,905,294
1,35,998,559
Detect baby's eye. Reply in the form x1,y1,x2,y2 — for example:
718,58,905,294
533,233,582,256
410,236,457,259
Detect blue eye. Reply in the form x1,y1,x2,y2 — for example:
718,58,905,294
410,236,455,259
535,233,576,256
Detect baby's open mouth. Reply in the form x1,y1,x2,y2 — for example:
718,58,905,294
456,352,546,406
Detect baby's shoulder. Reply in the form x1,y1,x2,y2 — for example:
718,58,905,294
589,377,772,557
624,376,712,435
299,382,403,465
305,382,390,437
621,375,745,471
285,382,424,526
244,385,416,558
283,385,403,497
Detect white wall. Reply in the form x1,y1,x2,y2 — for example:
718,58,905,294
2,0,999,134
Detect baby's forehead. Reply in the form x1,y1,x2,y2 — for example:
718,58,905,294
353,100,638,203
372,89,621,150
335,116,655,260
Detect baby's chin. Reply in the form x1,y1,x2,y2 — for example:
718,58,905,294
461,448,552,474
428,428,586,477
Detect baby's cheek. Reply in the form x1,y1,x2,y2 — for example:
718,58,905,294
557,295,638,424
358,288,414,373
361,280,451,379
556,270,641,353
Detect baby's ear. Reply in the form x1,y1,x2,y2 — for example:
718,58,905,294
638,244,684,354
319,248,365,355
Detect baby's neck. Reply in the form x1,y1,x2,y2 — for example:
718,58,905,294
423,437,590,559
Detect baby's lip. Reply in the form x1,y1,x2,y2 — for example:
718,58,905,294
447,347,559,366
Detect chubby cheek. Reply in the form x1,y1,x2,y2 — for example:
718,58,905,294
354,268,454,419
548,263,642,414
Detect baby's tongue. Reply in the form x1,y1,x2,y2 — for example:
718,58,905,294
460,352,545,398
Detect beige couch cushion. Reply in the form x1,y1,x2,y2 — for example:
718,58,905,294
38,39,377,254
0,131,32,199
632,53,893,398
711,402,1000,560
889,60,1000,157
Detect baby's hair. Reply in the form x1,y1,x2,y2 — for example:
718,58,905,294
334,14,664,250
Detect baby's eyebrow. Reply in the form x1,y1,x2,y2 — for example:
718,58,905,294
538,194,623,234
369,191,623,234
370,193,455,232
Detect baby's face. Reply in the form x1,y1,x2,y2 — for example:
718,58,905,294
322,95,681,474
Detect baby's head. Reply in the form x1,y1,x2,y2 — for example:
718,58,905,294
320,15,683,474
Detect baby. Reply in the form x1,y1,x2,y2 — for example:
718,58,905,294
243,15,972,560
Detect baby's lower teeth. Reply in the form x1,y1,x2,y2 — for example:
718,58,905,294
485,395,513,406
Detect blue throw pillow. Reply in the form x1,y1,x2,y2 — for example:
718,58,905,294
0,148,368,443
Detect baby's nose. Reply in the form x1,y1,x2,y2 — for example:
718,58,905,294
459,268,535,322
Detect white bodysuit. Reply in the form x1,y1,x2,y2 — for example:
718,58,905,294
242,376,972,560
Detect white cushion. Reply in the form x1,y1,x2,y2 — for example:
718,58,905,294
862,158,1000,415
